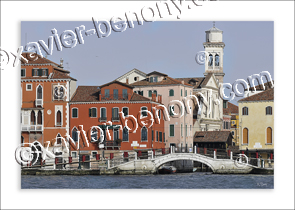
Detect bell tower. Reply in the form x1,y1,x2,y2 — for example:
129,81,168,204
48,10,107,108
203,22,225,84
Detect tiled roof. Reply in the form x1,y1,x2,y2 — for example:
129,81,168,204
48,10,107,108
52,70,77,81
71,86,100,102
100,80,134,89
247,80,274,91
239,88,274,102
132,76,192,87
194,131,232,143
71,86,154,103
115,68,146,80
21,53,60,66
223,102,239,115
206,26,222,32
175,73,213,89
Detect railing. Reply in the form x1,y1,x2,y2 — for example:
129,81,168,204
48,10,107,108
104,141,121,147
21,125,43,131
101,94,128,101
35,99,43,107
111,116,120,121
99,117,107,122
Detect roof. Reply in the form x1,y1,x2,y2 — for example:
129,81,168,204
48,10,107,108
247,80,274,91
21,53,60,66
51,70,77,81
175,73,214,89
239,88,274,102
132,76,192,87
223,102,239,115
100,80,134,89
115,68,146,81
71,86,154,103
206,26,222,32
194,131,232,143
146,71,168,77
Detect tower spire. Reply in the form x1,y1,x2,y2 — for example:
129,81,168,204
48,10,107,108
213,21,215,27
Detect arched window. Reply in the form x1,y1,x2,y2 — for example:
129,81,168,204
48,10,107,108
266,106,272,115
169,89,174,97
266,127,272,144
153,90,157,96
56,110,62,126
37,85,42,99
91,127,97,142
215,54,219,66
21,136,24,144
30,110,36,125
148,90,152,97
242,107,248,115
123,127,129,142
243,128,249,144
72,127,78,142
37,110,42,125
56,133,62,144
141,127,147,141
141,107,148,117
208,54,213,66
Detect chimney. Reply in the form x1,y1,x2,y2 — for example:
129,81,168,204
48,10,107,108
60,58,64,68
152,93,156,102
181,80,184,84
158,95,162,104
126,78,129,84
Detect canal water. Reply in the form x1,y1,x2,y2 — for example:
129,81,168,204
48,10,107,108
21,173,273,189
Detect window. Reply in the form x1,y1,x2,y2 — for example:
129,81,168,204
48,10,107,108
163,133,165,142
134,76,138,81
37,85,43,99
89,108,97,118
122,107,128,117
242,107,248,115
223,101,227,109
137,91,143,96
123,127,129,142
148,90,152,97
71,151,77,158
232,121,235,125
105,89,110,98
113,129,119,140
42,69,48,76
32,69,38,76
158,110,161,119
141,127,147,141
185,124,187,137
152,130,154,141
190,125,192,136
122,89,128,99
72,127,78,142
21,69,26,77
231,131,234,136
153,90,157,96
156,131,158,142
181,124,183,137
92,151,97,158
100,108,107,121
112,107,119,121
159,132,163,142
266,127,272,144
56,133,62,144
30,111,35,125
169,124,174,137
181,89,183,97
169,89,174,96
149,77,158,83
141,107,147,117
26,84,32,91
37,111,42,125
150,77,153,83
243,128,248,144
266,106,272,115
169,106,174,116
72,108,78,118
53,85,65,100
185,90,187,97
113,89,118,100
56,110,62,126
91,127,98,142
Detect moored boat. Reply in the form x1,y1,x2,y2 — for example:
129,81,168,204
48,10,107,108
158,166,177,174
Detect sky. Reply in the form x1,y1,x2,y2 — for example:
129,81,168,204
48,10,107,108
21,21,274,103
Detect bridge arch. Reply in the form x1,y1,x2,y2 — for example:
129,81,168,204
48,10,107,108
154,154,216,172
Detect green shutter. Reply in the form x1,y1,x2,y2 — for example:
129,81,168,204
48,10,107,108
89,108,92,117
38,69,42,76
170,125,174,137
32,69,35,76
46,69,48,76
93,108,97,117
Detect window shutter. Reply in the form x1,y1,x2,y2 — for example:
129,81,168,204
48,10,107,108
38,69,42,76
89,108,92,117
46,69,48,76
32,69,35,76
93,108,97,117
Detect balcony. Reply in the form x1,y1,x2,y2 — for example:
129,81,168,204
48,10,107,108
99,117,107,122
21,125,43,132
100,94,128,101
35,99,43,107
103,140,121,148
111,116,120,122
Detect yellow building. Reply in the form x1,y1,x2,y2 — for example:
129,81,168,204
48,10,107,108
238,88,274,159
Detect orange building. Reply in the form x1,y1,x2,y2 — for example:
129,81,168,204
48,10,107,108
69,80,165,157
21,53,77,153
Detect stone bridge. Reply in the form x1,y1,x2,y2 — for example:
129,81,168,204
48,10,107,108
109,153,256,175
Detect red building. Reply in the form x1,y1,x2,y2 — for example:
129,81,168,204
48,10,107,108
21,53,77,152
69,80,165,157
